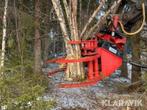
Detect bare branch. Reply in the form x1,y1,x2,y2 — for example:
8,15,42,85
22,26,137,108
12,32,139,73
83,0,122,40
62,0,72,33
51,0,70,41
80,0,105,37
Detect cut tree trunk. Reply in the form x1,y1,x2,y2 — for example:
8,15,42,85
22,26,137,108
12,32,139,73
67,0,85,80
51,0,85,80
34,0,42,73
14,0,24,73
51,0,72,80
14,0,21,58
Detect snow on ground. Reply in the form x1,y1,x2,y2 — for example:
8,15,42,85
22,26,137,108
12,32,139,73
42,64,131,110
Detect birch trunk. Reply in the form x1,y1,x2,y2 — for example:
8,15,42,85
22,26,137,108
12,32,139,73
51,0,122,81
51,0,85,80
51,0,73,80
0,0,8,75
62,0,72,33
43,0,50,61
68,0,85,79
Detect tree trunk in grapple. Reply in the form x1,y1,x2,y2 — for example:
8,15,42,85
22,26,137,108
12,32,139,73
51,0,122,81
51,0,85,80
131,21,141,82
66,0,85,80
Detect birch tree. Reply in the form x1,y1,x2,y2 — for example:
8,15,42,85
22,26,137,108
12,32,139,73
0,0,8,75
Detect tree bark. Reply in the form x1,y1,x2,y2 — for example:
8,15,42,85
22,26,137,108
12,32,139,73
67,0,85,80
51,0,75,80
43,0,50,61
51,0,122,81
131,21,141,82
131,36,141,82
51,0,85,80
14,0,24,73
62,0,72,33
14,0,21,56
34,0,42,73
0,0,8,75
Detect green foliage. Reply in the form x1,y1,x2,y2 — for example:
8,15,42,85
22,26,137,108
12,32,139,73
0,1,56,110
0,11,55,109
0,69,55,110
7,36,15,49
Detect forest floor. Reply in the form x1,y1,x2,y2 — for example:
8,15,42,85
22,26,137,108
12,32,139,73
42,64,145,110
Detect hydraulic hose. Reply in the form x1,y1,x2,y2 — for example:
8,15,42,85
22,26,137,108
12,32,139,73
119,3,146,36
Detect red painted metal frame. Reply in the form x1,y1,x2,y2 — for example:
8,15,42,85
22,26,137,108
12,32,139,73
97,48,122,77
95,33,126,50
58,77,101,88
46,33,125,88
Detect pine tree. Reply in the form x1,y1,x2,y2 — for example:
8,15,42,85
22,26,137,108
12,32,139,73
34,0,42,73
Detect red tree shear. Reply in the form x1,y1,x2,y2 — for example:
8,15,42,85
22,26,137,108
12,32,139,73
46,15,126,88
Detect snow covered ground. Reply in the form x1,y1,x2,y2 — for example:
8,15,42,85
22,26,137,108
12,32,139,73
42,64,131,110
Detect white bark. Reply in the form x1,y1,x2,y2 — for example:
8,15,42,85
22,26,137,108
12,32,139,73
0,0,8,74
51,0,74,80
51,0,72,54
51,0,85,80
62,0,72,33
86,0,91,16
51,0,68,39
